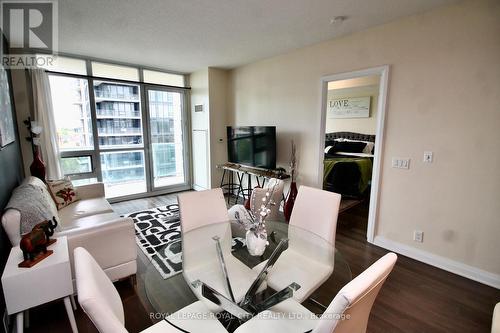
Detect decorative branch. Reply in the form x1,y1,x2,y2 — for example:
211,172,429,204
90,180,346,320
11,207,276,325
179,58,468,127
290,140,297,182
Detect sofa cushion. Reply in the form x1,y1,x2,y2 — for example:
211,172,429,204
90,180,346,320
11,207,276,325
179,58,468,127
57,212,121,234
58,198,114,225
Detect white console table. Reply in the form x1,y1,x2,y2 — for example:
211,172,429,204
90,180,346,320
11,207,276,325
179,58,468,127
1,236,78,333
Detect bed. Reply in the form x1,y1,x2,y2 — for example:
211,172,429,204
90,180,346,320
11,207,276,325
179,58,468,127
323,132,375,198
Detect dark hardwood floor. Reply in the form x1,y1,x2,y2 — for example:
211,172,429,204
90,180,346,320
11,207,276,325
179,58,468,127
19,194,499,332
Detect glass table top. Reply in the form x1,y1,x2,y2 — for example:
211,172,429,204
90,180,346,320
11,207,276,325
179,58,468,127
144,220,352,330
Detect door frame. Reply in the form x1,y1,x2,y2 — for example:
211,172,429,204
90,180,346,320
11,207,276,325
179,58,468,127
318,65,390,243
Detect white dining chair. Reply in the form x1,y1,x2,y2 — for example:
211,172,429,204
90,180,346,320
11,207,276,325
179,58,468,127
178,188,260,312
253,185,341,303
235,252,397,333
493,302,500,333
74,247,227,333
228,179,285,223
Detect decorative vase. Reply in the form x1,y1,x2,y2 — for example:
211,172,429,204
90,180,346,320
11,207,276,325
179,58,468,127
284,181,298,222
246,229,268,256
30,149,46,181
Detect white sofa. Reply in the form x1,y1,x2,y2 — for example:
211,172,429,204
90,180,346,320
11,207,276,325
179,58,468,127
1,177,137,283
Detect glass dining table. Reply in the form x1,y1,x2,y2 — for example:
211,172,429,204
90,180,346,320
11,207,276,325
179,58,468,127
143,220,352,331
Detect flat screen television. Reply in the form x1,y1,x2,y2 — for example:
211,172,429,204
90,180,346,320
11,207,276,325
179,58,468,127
227,126,276,170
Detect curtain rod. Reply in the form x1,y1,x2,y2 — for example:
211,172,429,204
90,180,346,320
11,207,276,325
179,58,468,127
44,70,191,90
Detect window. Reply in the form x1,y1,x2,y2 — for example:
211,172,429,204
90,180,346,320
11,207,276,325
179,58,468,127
92,62,139,81
93,80,146,198
148,89,186,188
94,80,143,150
100,151,146,198
47,57,189,200
60,156,92,175
143,69,185,87
49,76,93,151
38,55,87,75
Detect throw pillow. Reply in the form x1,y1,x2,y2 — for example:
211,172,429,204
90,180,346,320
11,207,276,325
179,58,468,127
47,178,80,210
327,141,367,154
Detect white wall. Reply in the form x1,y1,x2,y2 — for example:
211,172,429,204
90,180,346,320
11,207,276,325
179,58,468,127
228,0,500,285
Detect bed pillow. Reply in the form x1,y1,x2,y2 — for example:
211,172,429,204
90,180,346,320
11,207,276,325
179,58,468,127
325,140,337,148
335,138,374,154
326,141,367,155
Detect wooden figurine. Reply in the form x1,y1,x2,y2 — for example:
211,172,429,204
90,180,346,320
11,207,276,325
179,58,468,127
20,229,49,261
18,217,58,268
33,217,58,241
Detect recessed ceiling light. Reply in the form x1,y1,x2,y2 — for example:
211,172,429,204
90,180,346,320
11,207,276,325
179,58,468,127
330,16,347,25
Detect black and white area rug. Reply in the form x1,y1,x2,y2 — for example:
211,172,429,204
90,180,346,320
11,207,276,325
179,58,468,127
124,205,246,279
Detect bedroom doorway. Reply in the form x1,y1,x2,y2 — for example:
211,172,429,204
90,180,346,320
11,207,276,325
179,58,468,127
319,66,389,243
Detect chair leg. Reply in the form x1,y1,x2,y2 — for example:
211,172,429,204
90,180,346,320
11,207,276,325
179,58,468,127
64,297,78,333
308,297,328,311
130,274,137,288
23,310,29,329
15,312,23,333
70,294,77,311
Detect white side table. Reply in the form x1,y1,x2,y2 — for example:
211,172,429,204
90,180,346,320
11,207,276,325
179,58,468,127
1,236,78,333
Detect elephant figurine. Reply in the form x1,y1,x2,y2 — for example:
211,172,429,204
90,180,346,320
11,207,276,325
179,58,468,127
33,216,58,238
20,228,50,261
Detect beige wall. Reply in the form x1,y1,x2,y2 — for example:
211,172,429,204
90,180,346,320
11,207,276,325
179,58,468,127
208,68,229,188
189,68,230,189
190,69,210,190
228,0,500,280
326,84,379,135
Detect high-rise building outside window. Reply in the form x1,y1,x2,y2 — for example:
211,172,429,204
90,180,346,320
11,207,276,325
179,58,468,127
46,59,188,200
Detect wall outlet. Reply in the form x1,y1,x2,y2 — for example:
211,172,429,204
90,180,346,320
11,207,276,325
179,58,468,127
413,230,424,243
423,151,433,163
392,158,410,169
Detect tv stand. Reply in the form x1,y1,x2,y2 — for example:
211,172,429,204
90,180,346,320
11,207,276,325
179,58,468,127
217,163,290,205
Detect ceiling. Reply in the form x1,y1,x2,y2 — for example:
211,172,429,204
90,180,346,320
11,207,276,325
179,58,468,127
58,0,458,73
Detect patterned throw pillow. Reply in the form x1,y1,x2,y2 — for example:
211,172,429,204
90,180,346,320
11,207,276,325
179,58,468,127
47,178,80,210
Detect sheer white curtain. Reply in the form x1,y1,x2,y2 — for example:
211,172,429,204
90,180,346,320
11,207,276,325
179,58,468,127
30,69,62,180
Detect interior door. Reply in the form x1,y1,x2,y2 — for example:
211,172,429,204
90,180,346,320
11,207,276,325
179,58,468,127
145,87,189,190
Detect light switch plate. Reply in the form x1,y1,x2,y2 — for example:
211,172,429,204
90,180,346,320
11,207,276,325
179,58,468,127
423,151,433,163
414,230,424,243
392,158,410,169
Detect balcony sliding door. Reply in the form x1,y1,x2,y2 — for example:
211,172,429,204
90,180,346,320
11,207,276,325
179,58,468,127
145,87,188,190
94,80,146,198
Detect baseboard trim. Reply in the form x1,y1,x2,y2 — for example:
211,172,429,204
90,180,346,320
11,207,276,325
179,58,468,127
373,236,500,289
192,184,208,191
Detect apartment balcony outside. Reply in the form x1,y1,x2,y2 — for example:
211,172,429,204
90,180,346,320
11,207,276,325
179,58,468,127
97,128,142,136
100,150,147,198
99,136,143,148
94,82,140,101
96,108,141,118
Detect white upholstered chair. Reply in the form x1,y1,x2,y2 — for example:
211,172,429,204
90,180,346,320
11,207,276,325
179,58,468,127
493,302,500,333
253,185,341,302
228,178,285,222
235,252,397,333
178,189,259,311
74,247,227,333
